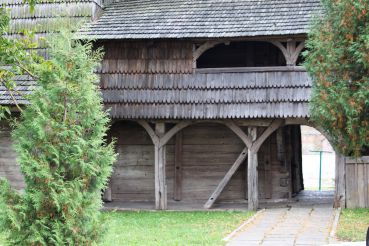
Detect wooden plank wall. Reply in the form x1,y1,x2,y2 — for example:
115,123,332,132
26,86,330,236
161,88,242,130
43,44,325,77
345,157,369,208
110,122,295,204
97,41,193,74
108,121,174,201
0,123,24,190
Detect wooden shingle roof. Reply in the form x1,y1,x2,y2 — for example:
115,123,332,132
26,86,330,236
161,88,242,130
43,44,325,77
0,0,101,105
80,0,322,39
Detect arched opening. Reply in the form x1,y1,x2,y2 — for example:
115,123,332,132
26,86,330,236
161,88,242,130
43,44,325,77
197,41,286,68
294,125,335,204
301,126,335,191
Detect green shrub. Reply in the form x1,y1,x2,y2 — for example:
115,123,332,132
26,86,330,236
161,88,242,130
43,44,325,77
304,0,369,156
0,29,116,245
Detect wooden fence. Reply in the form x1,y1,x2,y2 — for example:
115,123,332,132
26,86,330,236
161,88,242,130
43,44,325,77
345,156,369,208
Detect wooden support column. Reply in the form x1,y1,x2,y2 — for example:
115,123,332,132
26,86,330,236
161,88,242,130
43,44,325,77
137,120,192,210
174,132,183,201
334,152,346,208
248,127,258,211
155,123,167,210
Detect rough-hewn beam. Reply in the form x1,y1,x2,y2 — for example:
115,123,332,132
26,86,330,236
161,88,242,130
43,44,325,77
155,123,167,210
251,119,284,152
270,41,305,66
204,147,248,209
159,121,192,147
248,127,258,210
137,120,159,146
224,120,253,148
137,120,192,210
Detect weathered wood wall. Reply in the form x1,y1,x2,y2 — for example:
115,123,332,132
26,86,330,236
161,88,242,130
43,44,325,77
97,41,193,74
345,156,369,208
0,123,24,190
109,121,301,204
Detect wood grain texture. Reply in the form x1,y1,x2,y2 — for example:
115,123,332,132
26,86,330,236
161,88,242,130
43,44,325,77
109,121,293,207
155,123,167,210
204,147,248,209
98,41,193,74
174,132,183,201
345,157,369,208
248,127,259,210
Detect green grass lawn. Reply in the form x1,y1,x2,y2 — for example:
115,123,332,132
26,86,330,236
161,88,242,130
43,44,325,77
0,211,254,246
336,208,369,242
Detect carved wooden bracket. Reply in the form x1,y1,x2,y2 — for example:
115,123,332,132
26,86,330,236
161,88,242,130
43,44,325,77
270,40,305,66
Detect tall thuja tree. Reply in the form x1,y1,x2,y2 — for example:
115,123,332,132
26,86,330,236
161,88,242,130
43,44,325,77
0,28,116,245
304,0,369,156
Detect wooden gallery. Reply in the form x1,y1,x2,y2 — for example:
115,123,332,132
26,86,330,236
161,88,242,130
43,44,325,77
1,0,368,210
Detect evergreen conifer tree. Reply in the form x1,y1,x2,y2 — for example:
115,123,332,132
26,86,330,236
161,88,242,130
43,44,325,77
304,0,369,156
0,29,116,245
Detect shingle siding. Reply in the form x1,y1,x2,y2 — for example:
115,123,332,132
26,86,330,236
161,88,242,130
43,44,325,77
101,71,312,119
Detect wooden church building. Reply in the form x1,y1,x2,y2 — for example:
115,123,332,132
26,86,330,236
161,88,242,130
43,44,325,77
1,0,368,210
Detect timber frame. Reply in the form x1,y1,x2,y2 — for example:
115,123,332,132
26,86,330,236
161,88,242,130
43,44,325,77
132,118,347,210
137,119,285,210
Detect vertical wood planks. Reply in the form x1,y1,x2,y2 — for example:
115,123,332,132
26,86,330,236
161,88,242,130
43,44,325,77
174,131,183,201
345,157,369,208
98,41,193,74
264,137,272,199
204,147,248,209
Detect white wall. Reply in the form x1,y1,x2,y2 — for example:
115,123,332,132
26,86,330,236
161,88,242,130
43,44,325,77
301,126,335,190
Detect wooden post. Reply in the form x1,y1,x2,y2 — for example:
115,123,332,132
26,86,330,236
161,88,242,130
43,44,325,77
248,127,258,210
174,132,183,201
334,152,346,208
155,123,167,210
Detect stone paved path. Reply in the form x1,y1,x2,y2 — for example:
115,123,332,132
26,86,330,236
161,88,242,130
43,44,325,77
227,205,335,246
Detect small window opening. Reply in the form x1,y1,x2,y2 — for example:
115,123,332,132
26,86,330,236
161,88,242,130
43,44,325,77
197,41,286,68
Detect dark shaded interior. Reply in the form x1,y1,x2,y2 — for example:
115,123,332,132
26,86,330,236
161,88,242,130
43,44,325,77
197,41,286,68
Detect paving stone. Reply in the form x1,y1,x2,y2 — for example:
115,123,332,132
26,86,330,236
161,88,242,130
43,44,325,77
227,204,335,246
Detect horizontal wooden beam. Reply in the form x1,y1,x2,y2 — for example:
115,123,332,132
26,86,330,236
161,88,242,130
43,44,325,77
346,156,369,164
195,66,305,74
